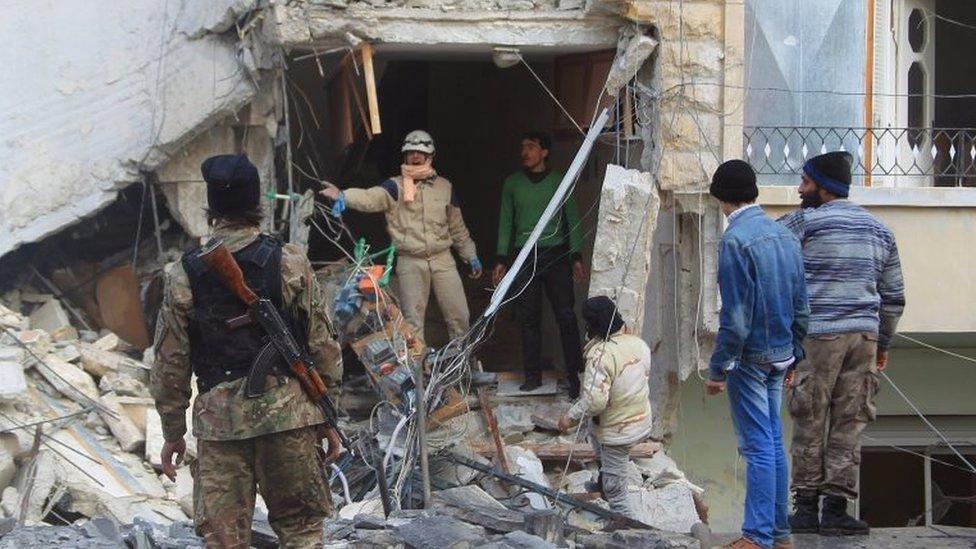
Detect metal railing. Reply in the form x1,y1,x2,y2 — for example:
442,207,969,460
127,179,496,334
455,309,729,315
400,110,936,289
743,126,976,186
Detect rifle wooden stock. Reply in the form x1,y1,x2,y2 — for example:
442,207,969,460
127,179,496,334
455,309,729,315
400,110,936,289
199,241,258,305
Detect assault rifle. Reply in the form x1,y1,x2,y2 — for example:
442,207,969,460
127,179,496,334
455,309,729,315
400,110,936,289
198,238,350,460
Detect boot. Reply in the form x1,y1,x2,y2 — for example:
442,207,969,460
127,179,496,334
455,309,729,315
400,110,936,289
788,490,820,534
820,495,869,536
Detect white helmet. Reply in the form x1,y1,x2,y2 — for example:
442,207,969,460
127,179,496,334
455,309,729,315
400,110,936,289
401,130,435,155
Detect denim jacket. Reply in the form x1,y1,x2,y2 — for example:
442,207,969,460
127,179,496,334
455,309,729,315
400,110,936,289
709,205,810,381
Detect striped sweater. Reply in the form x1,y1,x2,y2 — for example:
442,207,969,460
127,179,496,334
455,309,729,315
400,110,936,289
778,200,905,349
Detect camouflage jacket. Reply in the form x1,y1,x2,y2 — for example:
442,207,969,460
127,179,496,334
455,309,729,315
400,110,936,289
150,224,343,442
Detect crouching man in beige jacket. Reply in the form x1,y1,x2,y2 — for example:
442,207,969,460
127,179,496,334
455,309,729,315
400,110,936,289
557,295,653,519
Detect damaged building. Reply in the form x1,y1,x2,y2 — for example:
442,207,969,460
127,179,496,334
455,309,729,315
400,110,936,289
10,0,973,545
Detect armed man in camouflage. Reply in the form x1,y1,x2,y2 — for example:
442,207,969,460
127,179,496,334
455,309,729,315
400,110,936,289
151,154,343,548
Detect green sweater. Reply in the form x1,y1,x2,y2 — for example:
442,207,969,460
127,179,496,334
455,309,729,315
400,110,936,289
496,170,583,261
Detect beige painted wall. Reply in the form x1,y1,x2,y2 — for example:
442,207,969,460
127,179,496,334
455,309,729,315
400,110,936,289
759,186,976,333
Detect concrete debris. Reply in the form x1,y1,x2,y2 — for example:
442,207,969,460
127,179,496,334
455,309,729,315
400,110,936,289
92,333,121,353
77,342,148,381
98,372,150,398
99,392,146,453
504,445,551,510
632,483,700,533
35,354,100,403
28,300,71,335
635,451,705,495
0,448,14,494
0,487,17,518
0,306,26,331
578,528,699,549
144,408,164,467
605,28,659,97
0,362,28,402
588,164,660,333
0,289,707,545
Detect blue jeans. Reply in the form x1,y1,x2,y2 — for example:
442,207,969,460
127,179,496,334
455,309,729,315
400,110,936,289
727,361,790,548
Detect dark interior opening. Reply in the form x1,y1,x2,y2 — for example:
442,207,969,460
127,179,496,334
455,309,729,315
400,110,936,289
285,48,631,372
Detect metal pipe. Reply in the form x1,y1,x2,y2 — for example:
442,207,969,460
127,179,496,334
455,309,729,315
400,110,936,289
484,107,611,318
414,364,432,508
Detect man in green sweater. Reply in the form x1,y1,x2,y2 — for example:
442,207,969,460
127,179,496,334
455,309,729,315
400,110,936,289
492,132,586,396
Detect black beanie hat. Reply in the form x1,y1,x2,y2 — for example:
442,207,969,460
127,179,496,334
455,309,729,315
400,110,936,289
582,296,625,340
710,159,758,203
202,154,261,215
803,151,852,198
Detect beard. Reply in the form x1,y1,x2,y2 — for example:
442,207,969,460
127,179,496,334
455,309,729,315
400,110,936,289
800,189,823,209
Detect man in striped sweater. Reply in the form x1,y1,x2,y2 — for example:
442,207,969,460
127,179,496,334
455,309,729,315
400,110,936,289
778,151,905,536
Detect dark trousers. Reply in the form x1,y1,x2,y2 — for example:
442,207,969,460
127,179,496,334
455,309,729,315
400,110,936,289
512,246,584,387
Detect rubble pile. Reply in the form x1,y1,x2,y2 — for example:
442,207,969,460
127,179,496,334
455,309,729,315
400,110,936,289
0,289,707,547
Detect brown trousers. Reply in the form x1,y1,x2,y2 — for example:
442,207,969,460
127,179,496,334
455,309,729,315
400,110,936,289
788,332,879,499
395,251,470,343
193,426,332,548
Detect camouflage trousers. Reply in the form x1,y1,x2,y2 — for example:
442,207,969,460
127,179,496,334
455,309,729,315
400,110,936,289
193,426,333,548
788,332,879,499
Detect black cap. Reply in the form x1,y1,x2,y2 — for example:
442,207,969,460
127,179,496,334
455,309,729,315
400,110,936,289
582,296,625,340
201,154,260,215
803,151,853,197
710,160,758,203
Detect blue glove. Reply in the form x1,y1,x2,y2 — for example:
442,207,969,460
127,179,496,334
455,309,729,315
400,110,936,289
331,192,346,217
469,257,483,272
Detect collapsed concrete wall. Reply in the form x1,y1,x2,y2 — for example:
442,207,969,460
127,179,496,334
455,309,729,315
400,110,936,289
0,0,260,257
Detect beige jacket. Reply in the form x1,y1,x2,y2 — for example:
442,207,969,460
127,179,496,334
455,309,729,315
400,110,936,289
344,175,477,261
567,332,653,446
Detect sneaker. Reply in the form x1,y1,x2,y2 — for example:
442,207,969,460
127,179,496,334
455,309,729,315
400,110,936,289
772,536,794,549
723,537,763,549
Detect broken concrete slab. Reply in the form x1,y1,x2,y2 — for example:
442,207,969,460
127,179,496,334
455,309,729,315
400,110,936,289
0,487,17,518
605,28,658,97
15,450,61,525
99,372,150,398
0,306,26,331
93,333,121,352
0,362,28,402
588,164,660,333
482,530,558,549
338,497,384,520
578,528,699,549
632,483,699,534
77,342,149,382
28,300,71,334
494,404,535,437
36,354,100,402
0,448,14,494
144,408,164,467
635,452,704,494
56,343,81,363
114,396,155,432
504,446,551,510
99,392,146,453
431,485,525,533
393,515,487,548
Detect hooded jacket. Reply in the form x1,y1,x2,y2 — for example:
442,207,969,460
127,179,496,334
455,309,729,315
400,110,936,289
567,331,653,446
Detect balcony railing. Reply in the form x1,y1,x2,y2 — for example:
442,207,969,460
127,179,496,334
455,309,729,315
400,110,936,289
743,127,976,186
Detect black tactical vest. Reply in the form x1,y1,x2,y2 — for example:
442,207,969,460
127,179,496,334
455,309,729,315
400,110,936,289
182,234,308,394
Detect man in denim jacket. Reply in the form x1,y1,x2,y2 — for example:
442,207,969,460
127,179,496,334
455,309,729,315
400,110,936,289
705,160,809,549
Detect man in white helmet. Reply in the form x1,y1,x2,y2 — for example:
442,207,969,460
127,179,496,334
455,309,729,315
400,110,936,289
320,130,482,343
